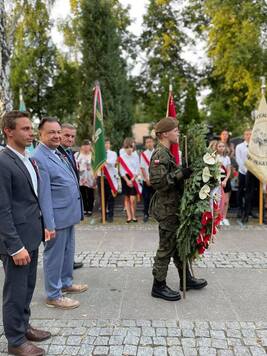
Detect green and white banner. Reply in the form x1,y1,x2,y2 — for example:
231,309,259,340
92,82,106,173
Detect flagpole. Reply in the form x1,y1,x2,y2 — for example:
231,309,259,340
92,82,107,224
166,84,172,117
259,77,266,225
101,168,106,224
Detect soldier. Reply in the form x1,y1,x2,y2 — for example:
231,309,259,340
149,117,207,301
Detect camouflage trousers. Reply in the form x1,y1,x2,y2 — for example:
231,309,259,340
152,225,182,282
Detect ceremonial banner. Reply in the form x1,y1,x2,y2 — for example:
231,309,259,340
246,95,267,183
92,83,107,173
166,86,180,165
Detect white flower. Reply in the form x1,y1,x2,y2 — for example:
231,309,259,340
203,153,216,165
202,167,212,183
199,184,211,200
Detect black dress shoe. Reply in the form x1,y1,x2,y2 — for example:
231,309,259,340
241,213,249,224
73,262,83,269
143,215,149,223
249,212,258,219
151,279,181,301
179,266,208,291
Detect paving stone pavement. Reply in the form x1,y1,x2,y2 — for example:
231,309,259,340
0,223,266,355
56,251,267,269
0,320,266,355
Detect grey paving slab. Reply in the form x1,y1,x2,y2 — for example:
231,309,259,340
0,223,267,355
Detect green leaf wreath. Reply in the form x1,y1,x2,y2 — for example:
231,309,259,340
176,123,222,262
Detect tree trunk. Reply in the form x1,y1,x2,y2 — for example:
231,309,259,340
0,0,12,113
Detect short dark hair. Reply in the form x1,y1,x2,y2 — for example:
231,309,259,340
144,136,153,142
123,137,134,149
38,117,61,130
82,139,91,145
1,111,30,138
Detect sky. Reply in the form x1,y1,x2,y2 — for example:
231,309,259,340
51,0,149,48
50,0,208,100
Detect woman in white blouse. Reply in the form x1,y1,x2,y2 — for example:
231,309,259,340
74,140,96,216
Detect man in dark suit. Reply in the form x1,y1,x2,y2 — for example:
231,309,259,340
0,111,51,356
57,123,83,270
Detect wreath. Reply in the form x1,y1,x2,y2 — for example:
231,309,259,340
176,123,223,262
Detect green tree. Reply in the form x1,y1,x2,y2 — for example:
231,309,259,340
46,54,80,122
180,81,200,129
77,0,134,149
1,0,14,111
10,0,57,119
138,0,192,122
185,0,267,134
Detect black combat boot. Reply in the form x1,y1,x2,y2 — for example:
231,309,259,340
151,279,181,301
178,266,208,291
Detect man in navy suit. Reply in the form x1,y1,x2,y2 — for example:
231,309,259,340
57,123,83,270
32,117,87,310
0,111,51,356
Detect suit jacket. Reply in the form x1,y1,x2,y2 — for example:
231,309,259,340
32,143,83,230
57,145,79,181
0,148,43,255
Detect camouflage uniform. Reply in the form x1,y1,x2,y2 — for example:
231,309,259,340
149,143,184,282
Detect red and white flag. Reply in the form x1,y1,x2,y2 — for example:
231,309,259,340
166,85,180,165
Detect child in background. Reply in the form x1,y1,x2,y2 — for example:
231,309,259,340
216,141,232,226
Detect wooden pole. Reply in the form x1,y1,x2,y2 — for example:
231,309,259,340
259,77,266,225
183,259,186,299
259,182,263,225
101,169,106,224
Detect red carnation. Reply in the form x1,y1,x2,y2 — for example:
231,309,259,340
213,200,219,211
198,245,206,255
204,234,211,245
214,215,222,227
201,211,212,225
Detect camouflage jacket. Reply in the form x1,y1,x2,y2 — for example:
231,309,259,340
149,143,184,229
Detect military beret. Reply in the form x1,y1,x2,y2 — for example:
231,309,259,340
154,117,178,134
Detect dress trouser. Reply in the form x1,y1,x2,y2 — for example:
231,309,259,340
80,186,94,213
142,182,154,217
43,226,75,300
237,172,246,212
152,223,182,282
244,171,258,217
0,249,38,347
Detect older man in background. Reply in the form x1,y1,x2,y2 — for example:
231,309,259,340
57,123,83,269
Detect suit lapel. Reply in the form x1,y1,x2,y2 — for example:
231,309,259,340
49,149,78,181
4,148,37,198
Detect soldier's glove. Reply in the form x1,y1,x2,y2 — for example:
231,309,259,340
182,167,193,179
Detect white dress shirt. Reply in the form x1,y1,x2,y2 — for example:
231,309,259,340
7,145,38,196
140,148,154,179
235,141,249,175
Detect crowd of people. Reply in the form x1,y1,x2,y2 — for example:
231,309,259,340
71,127,258,227
0,109,259,356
